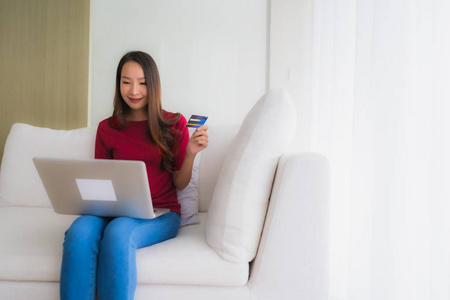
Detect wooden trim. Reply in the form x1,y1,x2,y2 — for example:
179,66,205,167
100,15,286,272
0,0,90,162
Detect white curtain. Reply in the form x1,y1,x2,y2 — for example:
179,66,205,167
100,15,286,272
310,0,450,299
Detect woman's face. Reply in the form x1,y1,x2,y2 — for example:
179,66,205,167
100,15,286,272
120,61,148,120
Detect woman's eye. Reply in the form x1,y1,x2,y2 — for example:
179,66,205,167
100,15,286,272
122,81,130,84
140,82,147,85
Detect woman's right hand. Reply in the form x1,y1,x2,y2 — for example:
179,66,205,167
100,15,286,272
186,125,209,156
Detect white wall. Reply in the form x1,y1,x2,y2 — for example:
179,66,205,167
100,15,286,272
89,0,268,129
270,0,314,151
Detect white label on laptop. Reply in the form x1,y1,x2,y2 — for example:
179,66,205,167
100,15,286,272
76,179,117,201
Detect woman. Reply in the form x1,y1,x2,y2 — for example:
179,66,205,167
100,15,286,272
60,51,208,300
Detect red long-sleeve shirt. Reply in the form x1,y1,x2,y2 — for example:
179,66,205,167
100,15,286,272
94,112,189,214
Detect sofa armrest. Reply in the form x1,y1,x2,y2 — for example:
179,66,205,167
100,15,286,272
248,152,330,299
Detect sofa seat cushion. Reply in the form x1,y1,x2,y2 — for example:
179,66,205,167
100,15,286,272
0,208,248,286
136,212,248,286
0,207,77,282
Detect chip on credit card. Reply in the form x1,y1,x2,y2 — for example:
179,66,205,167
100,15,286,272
186,115,208,128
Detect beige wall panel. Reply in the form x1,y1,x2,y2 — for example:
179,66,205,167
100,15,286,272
0,0,90,162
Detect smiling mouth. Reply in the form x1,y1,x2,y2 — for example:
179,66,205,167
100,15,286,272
129,98,142,103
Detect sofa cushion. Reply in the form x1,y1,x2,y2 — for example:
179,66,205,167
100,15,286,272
136,212,248,286
197,124,240,212
0,208,248,286
205,89,296,263
0,123,96,207
177,152,201,227
0,207,78,281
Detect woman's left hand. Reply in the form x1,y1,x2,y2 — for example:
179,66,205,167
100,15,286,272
187,125,209,155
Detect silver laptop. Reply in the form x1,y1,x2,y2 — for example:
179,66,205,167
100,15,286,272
33,157,169,219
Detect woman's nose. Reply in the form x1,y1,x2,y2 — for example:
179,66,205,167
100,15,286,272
131,83,139,95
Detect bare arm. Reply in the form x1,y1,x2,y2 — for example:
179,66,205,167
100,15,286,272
173,125,209,190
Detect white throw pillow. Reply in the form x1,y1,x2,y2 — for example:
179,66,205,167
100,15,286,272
0,123,96,207
177,152,201,227
205,89,296,263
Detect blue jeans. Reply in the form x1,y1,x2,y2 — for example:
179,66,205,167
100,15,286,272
60,212,180,300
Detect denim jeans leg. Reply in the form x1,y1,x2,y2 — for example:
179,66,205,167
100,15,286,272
97,212,180,300
60,215,109,300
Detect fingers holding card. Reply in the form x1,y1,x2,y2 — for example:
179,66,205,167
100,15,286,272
186,115,209,155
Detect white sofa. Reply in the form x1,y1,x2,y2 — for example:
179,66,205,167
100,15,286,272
0,90,329,299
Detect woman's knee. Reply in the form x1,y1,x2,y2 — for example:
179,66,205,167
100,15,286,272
101,217,137,247
100,213,181,251
64,215,108,248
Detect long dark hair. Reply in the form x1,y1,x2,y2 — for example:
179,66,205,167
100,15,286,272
110,51,180,172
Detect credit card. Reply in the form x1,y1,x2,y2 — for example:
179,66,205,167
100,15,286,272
186,115,208,128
